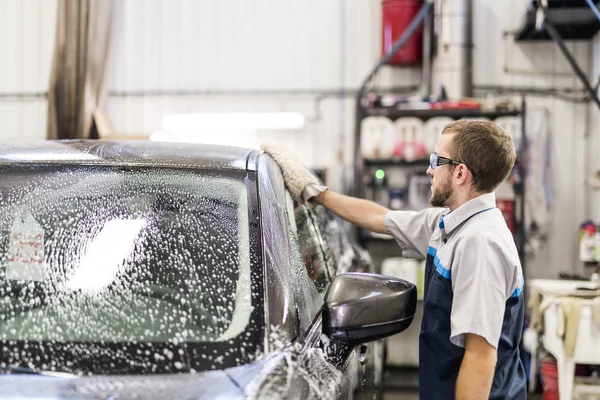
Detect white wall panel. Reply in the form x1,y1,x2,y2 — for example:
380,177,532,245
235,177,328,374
0,0,56,140
110,0,351,91
107,1,417,89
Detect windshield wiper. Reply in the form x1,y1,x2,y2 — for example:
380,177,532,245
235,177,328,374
0,365,76,378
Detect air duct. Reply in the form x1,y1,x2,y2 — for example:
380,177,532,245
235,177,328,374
433,0,473,99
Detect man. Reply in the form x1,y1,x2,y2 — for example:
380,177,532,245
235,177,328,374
262,119,527,399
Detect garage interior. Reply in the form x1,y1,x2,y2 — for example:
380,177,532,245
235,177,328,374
2,0,600,399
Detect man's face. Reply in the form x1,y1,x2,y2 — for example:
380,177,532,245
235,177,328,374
427,133,455,208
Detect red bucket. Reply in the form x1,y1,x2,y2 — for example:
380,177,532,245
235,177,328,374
381,0,423,65
540,359,559,400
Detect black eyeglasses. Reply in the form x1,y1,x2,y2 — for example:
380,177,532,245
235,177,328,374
429,152,477,180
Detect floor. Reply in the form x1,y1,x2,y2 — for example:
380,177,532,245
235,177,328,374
383,392,543,400
383,390,418,400
384,392,544,399
381,368,544,399
381,367,419,400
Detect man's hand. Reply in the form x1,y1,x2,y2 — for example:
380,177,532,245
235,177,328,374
456,333,497,400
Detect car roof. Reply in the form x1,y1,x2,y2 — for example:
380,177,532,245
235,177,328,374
0,140,261,171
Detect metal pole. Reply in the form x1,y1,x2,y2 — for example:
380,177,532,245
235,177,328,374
421,4,433,98
520,96,527,273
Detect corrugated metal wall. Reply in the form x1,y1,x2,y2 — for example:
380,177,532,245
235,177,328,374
106,0,420,170
0,0,56,140
1,0,599,277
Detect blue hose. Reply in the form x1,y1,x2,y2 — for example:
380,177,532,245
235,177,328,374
585,0,600,23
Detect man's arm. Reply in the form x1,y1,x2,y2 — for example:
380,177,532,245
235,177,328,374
260,142,391,234
456,333,497,400
314,190,389,234
450,235,515,399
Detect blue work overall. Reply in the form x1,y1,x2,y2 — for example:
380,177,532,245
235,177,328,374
418,246,527,399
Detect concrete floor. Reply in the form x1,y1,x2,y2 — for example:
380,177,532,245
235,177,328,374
383,391,418,400
384,392,543,399
381,368,544,400
381,367,419,400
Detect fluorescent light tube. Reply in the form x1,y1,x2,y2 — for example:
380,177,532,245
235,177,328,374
162,112,305,132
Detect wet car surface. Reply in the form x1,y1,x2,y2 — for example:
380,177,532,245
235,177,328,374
0,141,416,399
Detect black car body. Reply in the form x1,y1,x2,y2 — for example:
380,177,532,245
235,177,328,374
0,141,416,399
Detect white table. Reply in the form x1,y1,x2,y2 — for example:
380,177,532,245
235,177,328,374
528,279,600,400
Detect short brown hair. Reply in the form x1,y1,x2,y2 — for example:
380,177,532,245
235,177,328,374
442,119,516,193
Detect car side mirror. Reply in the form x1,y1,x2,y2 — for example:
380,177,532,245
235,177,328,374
322,272,417,345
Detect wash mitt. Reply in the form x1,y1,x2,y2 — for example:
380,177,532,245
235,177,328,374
261,142,327,203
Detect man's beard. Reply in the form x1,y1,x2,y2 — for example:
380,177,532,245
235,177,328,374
430,175,453,207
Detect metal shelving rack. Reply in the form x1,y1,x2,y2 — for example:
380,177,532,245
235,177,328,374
352,97,528,271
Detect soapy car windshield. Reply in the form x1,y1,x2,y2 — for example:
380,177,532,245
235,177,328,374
0,165,259,374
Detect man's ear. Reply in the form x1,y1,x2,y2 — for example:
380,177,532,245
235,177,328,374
454,165,469,186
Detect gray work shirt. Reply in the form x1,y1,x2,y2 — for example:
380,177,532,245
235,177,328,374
384,192,524,349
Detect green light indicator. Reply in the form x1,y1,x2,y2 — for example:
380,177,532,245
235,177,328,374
375,169,385,180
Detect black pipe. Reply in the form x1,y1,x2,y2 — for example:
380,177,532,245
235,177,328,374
542,20,600,112
473,84,587,95
473,85,592,103
519,96,527,273
107,86,419,98
0,92,47,100
0,86,420,102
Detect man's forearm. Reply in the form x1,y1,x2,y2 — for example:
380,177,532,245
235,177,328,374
456,349,496,400
313,190,389,234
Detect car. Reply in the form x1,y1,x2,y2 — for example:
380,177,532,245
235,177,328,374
0,140,416,399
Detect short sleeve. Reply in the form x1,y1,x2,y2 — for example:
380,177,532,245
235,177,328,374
449,234,515,349
384,207,446,259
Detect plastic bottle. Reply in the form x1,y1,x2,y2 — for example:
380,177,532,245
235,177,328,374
404,127,416,162
580,223,596,262
594,225,600,262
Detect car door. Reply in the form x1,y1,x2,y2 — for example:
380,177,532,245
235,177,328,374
256,154,365,399
299,204,381,400
287,197,363,400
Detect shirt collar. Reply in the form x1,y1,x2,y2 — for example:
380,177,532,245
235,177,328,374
439,192,497,234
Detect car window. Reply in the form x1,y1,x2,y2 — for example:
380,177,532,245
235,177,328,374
310,205,344,275
0,167,252,341
292,203,331,292
307,205,355,277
